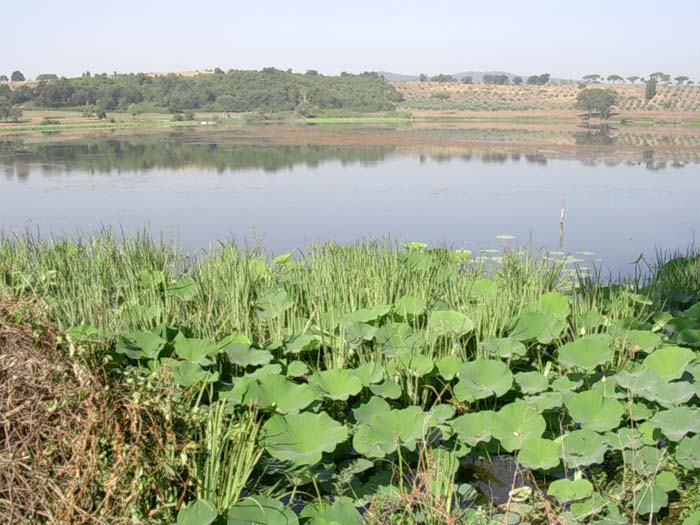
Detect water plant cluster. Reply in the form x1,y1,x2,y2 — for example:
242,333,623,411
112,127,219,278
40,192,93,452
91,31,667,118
2,236,700,524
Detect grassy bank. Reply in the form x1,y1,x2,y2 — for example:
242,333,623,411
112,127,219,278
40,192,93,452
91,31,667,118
1,235,700,524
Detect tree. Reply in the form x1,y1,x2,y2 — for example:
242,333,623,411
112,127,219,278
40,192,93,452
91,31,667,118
627,75,640,84
430,74,455,82
526,74,550,86
513,76,523,85
583,74,601,83
575,88,619,119
645,78,657,101
419,73,428,82
37,73,58,81
461,75,473,84
675,75,690,85
0,75,8,82
607,74,624,83
11,70,25,82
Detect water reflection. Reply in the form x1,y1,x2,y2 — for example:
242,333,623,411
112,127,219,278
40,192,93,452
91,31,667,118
1,130,700,181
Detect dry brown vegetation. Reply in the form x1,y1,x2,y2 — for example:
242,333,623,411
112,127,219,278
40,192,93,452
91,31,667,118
394,81,700,114
0,297,190,525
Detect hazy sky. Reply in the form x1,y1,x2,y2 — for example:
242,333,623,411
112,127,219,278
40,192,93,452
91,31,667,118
3,0,699,80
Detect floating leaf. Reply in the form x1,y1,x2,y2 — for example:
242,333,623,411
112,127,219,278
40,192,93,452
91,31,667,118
510,312,566,344
515,371,549,394
177,499,217,525
393,296,427,318
227,496,298,525
557,336,613,372
166,277,197,301
115,331,166,360
244,375,319,414
558,429,608,468
451,411,495,446
518,437,560,470
309,369,363,401
262,412,347,466
353,404,427,458
643,346,696,381
492,401,546,452
174,337,218,365
547,479,593,503
676,435,700,469
427,310,474,337
454,360,513,403
255,290,293,320
564,389,624,432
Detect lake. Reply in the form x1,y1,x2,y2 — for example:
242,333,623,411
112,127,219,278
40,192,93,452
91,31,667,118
1,130,699,272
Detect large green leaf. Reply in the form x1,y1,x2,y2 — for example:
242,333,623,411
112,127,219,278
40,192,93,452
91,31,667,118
352,403,427,458
262,412,347,466
558,429,608,468
479,336,527,359
517,437,560,470
676,435,700,469
557,335,613,372
174,337,218,365
427,310,474,336
393,296,427,318
255,290,293,320
492,401,546,452
515,371,549,394
510,312,566,344
564,390,624,432
243,375,319,414
451,411,496,446
642,346,696,381
547,479,593,503
227,496,298,525
454,360,513,403
299,500,362,525
309,369,363,401
177,499,217,525
649,407,700,442
524,292,571,320
115,331,166,360
167,277,197,301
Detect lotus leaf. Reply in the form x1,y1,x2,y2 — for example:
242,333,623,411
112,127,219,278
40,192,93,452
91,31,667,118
635,483,669,516
564,390,623,432
605,428,645,450
468,278,498,300
557,335,613,372
115,331,166,360
309,369,363,400
262,412,347,466
547,479,593,503
678,329,700,347
492,401,546,452
393,296,427,318
343,322,377,347
176,499,217,525
166,277,197,301
436,355,462,380
518,437,560,470
524,392,563,412
427,310,474,336
285,334,320,354
255,290,293,320
649,407,700,441
550,376,583,392
171,361,218,388
174,337,218,365
353,361,384,386
480,337,527,359
451,411,496,446
515,371,549,394
623,330,662,354
510,312,566,344
369,380,402,399
454,359,513,403
299,500,362,525
624,446,665,476
375,322,423,354
345,305,391,324
352,405,427,458
227,496,298,525
643,346,696,381
225,345,273,367
244,375,319,414
559,429,608,467
676,435,700,469
286,360,309,378
524,292,571,320
272,252,293,265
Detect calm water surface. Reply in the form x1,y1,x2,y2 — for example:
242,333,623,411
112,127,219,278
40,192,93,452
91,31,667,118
1,132,699,271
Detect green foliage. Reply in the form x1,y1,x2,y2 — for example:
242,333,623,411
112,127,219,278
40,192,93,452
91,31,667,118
575,88,619,119
645,77,658,101
22,69,402,113
11,70,25,82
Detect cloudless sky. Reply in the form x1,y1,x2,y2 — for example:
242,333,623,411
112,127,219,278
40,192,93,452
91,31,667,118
3,0,700,80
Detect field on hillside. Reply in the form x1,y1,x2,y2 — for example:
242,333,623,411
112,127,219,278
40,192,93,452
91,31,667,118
394,82,700,113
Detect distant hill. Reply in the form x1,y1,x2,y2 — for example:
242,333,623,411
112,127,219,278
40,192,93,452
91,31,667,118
379,71,522,82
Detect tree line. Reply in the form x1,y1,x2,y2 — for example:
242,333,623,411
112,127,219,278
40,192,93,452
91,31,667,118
0,68,404,114
582,72,694,85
